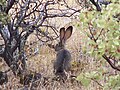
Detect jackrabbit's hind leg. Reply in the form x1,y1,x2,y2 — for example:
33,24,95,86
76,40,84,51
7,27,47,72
53,71,67,82
64,70,72,79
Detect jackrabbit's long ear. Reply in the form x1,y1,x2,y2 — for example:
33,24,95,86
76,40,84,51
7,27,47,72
64,26,73,40
60,27,65,40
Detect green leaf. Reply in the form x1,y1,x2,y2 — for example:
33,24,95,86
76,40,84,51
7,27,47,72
81,77,91,87
98,43,105,49
103,83,110,90
108,75,120,89
76,73,91,87
96,19,106,28
113,40,119,46
76,73,84,81
87,71,102,80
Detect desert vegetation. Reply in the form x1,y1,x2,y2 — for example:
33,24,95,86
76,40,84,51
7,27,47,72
0,0,120,90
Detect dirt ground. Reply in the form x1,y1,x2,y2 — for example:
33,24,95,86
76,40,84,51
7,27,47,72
0,23,114,90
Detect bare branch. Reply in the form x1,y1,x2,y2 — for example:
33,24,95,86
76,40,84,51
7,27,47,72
102,54,120,71
6,0,15,14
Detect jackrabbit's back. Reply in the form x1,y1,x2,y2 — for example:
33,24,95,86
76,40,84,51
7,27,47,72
54,49,71,74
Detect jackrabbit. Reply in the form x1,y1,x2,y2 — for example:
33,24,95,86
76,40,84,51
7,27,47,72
48,26,73,77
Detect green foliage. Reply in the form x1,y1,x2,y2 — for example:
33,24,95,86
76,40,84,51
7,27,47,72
0,0,9,24
76,72,91,87
103,75,120,90
76,70,103,87
77,0,120,89
0,0,6,5
0,13,9,24
108,75,120,88
76,71,120,89
79,0,120,59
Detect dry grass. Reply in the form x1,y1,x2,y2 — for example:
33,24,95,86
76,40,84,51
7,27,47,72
0,25,118,90
0,26,102,90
